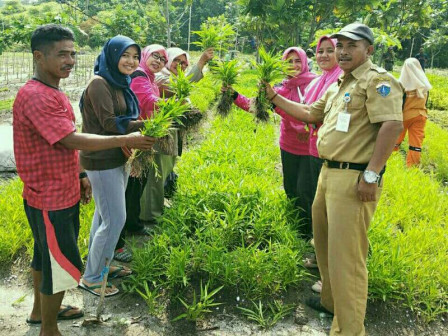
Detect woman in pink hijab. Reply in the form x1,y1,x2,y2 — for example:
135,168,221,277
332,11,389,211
303,35,343,290
305,35,343,200
115,44,169,263
231,47,317,240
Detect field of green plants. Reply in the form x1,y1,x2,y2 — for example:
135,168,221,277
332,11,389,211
0,66,447,327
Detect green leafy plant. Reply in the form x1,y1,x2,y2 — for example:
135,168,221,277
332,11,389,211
238,300,296,329
126,96,190,177
172,281,224,322
168,65,195,102
212,59,241,117
136,281,164,316
167,66,203,130
193,21,235,53
250,46,290,122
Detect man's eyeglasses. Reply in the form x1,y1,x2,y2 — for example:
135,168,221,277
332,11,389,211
151,53,167,64
173,58,188,67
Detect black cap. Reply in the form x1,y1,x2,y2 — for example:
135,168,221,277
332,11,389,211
331,23,374,45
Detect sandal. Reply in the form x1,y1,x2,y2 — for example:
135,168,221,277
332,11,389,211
303,257,319,269
311,280,322,293
26,305,84,324
79,282,119,297
303,258,318,269
114,247,133,263
108,265,132,279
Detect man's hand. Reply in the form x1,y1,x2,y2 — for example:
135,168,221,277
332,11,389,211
80,177,92,204
124,132,156,150
357,179,378,202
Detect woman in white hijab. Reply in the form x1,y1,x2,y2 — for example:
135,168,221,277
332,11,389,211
156,47,214,97
395,57,432,166
155,47,214,196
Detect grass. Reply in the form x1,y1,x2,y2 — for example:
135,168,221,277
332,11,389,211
420,120,448,183
428,109,448,129
398,119,448,184
368,153,448,320
0,178,31,263
128,105,309,301
426,73,448,111
0,98,14,111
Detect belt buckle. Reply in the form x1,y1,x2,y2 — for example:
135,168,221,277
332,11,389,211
324,160,329,167
341,162,350,169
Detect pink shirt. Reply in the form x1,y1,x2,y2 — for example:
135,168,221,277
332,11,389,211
130,72,160,120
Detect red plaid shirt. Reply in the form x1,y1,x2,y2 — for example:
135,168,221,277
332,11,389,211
13,79,80,211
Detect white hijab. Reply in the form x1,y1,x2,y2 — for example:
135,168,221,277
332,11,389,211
166,47,190,70
399,58,432,98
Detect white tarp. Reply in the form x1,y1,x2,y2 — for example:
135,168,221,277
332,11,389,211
0,124,16,172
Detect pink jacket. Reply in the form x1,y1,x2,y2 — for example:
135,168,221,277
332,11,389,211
130,72,159,120
130,44,168,120
304,36,343,157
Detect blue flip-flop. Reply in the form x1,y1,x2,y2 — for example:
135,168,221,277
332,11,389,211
108,265,132,279
79,282,119,297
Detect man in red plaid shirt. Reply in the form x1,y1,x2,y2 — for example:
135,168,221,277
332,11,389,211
13,24,155,336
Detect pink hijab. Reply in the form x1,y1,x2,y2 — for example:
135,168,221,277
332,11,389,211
304,36,343,104
136,44,168,80
278,47,317,101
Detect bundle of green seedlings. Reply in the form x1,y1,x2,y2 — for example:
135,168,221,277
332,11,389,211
126,96,190,177
211,59,240,117
167,65,203,129
193,19,235,69
250,46,290,122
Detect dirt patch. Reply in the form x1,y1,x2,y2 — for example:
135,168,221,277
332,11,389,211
1,261,447,336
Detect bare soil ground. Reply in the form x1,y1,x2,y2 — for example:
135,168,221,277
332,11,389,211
0,255,447,336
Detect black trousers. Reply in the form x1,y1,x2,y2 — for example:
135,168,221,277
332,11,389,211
116,175,145,250
280,149,314,240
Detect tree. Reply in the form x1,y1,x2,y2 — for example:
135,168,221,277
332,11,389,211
1,0,24,15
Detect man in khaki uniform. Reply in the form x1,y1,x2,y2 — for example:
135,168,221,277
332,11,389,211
266,23,403,335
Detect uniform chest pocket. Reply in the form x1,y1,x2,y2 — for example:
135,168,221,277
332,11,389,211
348,92,366,110
324,99,333,114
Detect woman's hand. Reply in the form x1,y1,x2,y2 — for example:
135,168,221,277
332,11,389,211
263,82,277,100
221,85,233,93
200,48,214,63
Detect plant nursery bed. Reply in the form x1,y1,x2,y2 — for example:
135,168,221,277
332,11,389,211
0,262,447,336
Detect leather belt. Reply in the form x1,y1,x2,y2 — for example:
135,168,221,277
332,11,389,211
323,160,386,175
323,160,367,171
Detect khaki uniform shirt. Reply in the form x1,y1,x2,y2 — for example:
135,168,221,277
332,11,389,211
309,59,403,164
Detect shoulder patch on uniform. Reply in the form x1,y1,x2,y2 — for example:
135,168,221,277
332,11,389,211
373,76,391,83
376,82,391,97
371,64,387,74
